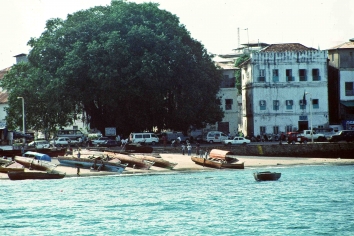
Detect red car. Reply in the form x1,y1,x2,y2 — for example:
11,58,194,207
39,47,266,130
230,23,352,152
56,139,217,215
287,132,309,144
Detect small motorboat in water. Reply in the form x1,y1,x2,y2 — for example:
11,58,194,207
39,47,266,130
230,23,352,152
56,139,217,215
253,171,281,181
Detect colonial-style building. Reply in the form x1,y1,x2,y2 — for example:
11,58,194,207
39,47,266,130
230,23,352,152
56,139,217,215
240,43,329,137
328,39,354,130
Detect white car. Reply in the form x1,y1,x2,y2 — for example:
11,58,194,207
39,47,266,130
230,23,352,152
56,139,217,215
50,137,78,146
92,137,111,146
27,140,50,148
223,137,251,145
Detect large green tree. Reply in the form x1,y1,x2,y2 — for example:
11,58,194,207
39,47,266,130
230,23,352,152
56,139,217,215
2,1,223,135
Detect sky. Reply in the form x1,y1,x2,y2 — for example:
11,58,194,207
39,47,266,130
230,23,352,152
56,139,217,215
1,0,353,69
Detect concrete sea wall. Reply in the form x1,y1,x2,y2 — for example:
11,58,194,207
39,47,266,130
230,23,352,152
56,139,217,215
154,143,354,159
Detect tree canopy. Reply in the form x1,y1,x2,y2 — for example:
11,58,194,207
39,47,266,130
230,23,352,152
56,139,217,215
1,1,223,135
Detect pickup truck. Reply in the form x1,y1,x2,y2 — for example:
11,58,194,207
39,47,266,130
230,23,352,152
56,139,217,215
300,130,327,142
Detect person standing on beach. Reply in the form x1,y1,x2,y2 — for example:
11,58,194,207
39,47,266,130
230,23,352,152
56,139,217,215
181,144,186,155
187,143,192,156
196,142,200,155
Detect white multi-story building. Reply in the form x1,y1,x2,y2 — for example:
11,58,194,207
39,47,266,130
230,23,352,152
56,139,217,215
240,43,329,136
206,55,240,136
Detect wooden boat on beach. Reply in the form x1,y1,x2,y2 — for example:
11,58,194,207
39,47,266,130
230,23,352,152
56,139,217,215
253,171,281,181
191,156,222,169
105,152,154,170
192,149,245,169
0,164,25,173
15,152,57,171
57,156,127,173
8,170,66,180
124,154,177,169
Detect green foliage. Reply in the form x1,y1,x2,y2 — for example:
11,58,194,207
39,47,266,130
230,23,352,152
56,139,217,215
235,54,250,95
2,1,223,135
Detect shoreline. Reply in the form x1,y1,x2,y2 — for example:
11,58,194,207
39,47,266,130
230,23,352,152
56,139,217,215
1,152,354,180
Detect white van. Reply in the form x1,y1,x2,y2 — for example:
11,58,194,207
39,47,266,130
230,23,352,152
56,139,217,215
203,131,228,143
57,129,84,140
129,133,159,145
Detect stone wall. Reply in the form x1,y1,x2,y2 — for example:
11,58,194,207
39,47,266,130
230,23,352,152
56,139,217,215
153,143,354,159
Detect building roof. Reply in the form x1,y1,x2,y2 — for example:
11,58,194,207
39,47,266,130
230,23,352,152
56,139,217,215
261,43,316,52
328,41,354,50
215,61,238,70
0,67,11,80
240,40,269,47
0,92,9,104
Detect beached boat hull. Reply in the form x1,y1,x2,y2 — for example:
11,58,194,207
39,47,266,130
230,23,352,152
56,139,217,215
57,156,127,173
130,154,177,169
105,152,154,170
191,156,222,169
253,171,281,181
14,156,57,171
8,171,65,180
221,161,245,169
0,165,25,173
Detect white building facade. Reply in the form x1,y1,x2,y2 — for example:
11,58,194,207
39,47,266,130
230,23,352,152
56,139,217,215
240,43,329,137
217,66,239,136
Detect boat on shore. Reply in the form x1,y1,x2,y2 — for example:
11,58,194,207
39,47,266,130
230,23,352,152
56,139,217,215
57,156,127,173
8,170,66,180
133,154,177,169
253,171,281,181
14,152,57,171
0,163,25,173
191,149,245,169
105,152,154,170
191,156,222,169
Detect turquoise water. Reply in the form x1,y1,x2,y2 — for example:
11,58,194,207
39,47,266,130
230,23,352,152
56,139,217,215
1,164,354,236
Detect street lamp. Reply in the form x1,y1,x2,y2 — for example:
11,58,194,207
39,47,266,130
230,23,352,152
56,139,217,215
17,97,25,144
305,92,313,143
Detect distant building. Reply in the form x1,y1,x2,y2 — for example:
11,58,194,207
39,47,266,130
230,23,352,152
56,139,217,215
328,38,354,130
214,60,239,136
240,43,329,137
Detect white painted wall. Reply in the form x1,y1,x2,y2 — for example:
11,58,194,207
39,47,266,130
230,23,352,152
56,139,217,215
241,49,329,136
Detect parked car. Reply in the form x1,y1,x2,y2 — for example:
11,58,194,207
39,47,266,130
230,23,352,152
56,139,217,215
203,131,228,143
50,137,78,146
223,137,251,145
160,132,189,143
92,137,111,146
328,130,354,142
194,135,204,143
286,132,308,144
27,140,50,149
97,140,119,147
130,133,159,145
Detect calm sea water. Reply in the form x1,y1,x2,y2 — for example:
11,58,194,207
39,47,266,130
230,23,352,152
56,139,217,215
1,164,354,236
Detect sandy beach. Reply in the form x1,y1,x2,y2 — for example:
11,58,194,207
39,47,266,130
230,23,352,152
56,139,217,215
1,150,354,180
